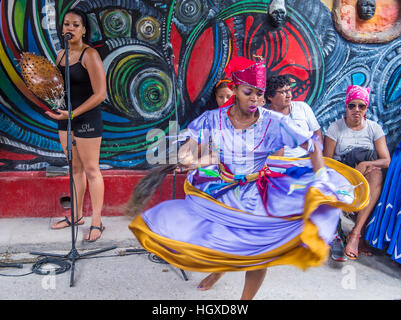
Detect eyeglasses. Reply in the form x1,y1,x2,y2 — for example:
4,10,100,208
276,88,292,96
347,103,367,110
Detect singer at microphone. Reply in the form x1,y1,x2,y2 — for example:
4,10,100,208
45,8,107,242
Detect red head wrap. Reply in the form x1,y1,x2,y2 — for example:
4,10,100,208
224,57,266,91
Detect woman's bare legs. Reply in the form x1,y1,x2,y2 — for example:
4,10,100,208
51,131,87,229
74,136,104,241
345,168,383,258
240,269,267,300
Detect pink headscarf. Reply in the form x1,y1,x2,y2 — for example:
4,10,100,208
345,85,371,107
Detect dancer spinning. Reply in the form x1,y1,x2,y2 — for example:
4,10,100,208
127,57,369,299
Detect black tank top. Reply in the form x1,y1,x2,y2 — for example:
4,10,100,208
57,47,94,110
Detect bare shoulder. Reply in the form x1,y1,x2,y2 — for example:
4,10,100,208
84,47,101,59
82,46,103,68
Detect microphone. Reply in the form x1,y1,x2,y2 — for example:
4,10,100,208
64,32,73,40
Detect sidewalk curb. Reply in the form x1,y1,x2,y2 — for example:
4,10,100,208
0,216,140,254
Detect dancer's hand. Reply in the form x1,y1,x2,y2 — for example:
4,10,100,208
178,139,197,165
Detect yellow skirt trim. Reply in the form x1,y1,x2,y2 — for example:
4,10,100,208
128,157,370,272
129,214,326,272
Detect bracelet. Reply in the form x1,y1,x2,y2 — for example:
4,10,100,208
71,112,74,120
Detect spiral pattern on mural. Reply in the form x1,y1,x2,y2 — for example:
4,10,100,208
104,46,172,121
101,9,131,38
136,17,161,43
175,0,204,25
1,0,401,171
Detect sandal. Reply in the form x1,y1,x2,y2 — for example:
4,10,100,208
85,224,105,242
344,232,361,260
51,216,84,230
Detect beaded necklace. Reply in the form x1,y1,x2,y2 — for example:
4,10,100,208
217,105,271,155
225,105,261,132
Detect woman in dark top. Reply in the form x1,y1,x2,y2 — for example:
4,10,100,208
46,9,107,242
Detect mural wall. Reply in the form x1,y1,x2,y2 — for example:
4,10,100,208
0,0,400,171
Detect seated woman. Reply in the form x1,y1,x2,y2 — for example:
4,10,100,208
264,74,322,158
324,85,391,260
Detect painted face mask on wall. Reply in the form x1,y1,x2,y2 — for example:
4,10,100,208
357,0,376,20
268,0,287,28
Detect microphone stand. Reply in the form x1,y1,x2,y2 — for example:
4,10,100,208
30,33,116,287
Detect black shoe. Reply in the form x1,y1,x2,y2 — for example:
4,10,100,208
330,235,348,262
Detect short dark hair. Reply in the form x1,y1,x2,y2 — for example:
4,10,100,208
58,9,91,48
264,74,292,99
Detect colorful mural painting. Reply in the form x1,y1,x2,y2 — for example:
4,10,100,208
0,0,400,171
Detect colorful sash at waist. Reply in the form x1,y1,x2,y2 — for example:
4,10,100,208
218,163,279,184
195,162,289,198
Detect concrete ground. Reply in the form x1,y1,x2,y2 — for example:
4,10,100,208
1,215,401,301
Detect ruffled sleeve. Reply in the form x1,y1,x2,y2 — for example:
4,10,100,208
186,110,212,145
279,114,315,152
